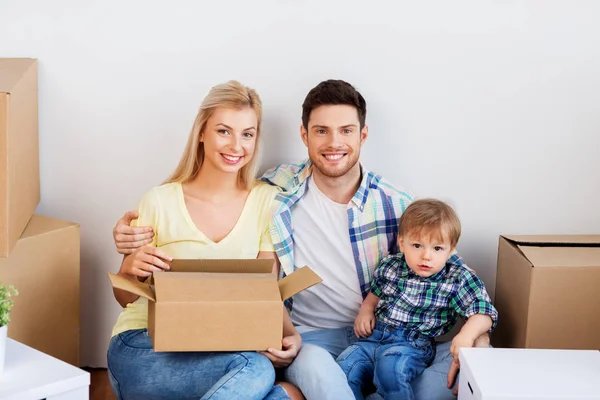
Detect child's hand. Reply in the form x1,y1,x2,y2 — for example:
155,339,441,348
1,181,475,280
354,309,375,338
450,331,476,360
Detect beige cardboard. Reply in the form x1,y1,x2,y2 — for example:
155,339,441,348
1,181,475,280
109,261,322,352
0,58,40,257
0,214,80,365
493,235,600,350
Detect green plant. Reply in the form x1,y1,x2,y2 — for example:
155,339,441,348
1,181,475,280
0,282,18,327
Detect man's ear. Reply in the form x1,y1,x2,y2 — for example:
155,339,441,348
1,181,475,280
360,125,369,145
300,125,309,147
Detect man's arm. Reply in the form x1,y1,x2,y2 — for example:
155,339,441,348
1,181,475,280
113,211,155,254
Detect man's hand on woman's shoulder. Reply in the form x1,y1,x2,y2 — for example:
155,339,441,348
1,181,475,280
113,210,155,254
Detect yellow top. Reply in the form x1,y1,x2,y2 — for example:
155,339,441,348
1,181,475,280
111,181,279,337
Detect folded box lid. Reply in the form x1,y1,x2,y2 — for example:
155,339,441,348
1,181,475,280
0,58,36,93
108,259,322,303
501,235,600,268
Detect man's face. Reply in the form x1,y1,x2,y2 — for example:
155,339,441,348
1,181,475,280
301,105,368,178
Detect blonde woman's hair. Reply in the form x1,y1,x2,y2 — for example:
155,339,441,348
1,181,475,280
164,80,262,189
398,199,462,247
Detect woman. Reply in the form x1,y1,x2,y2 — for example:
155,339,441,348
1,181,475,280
108,81,301,400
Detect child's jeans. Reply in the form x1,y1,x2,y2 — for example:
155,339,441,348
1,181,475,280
337,322,435,400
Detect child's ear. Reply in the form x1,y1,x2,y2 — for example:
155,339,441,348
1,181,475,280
398,237,405,253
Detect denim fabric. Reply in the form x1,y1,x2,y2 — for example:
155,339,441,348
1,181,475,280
337,322,435,400
285,325,455,400
284,326,357,400
107,329,282,400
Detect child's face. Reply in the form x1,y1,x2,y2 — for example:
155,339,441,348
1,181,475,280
398,231,455,278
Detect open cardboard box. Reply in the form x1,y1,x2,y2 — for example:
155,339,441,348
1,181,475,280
109,259,322,352
493,234,600,350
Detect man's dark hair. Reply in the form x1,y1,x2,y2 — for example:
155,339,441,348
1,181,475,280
302,80,367,130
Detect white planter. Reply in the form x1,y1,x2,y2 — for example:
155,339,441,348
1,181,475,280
0,325,6,375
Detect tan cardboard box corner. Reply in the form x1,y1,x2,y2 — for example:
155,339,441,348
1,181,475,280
109,260,322,352
0,58,40,257
492,234,600,350
0,214,80,365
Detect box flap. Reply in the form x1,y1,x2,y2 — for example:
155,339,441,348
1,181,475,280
0,58,36,93
516,246,600,268
108,273,156,302
501,234,600,246
278,266,322,301
501,235,600,268
153,272,280,301
20,214,79,239
169,259,273,273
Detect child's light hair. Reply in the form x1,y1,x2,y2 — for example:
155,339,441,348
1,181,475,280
399,199,461,247
164,80,262,189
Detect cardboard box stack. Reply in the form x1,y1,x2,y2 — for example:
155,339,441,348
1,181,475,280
0,58,80,366
492,235,600,351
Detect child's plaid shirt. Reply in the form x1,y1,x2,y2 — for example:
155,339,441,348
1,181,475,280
371,253,499,337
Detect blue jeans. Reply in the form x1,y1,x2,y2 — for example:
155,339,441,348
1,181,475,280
337,322,435,400
107,329,289,400
284,325,456,400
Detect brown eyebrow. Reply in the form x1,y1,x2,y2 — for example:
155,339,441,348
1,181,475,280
216,123,256,131
310,124,358,130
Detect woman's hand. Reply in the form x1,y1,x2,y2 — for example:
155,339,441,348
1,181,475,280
260,333,302,368
119,246,172,279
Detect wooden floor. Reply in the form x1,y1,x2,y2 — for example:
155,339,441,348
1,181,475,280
84,368,116,400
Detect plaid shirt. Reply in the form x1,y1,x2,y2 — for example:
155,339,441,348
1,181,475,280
371,253,499,338
260,159,413,300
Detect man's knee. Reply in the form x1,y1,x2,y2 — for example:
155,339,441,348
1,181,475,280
288,344,334,375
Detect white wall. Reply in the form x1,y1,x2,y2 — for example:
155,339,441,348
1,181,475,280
1,0,599,367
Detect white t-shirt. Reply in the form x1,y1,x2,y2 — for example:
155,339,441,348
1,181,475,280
290,177,362,329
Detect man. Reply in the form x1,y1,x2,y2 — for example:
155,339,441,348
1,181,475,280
113,80,487,399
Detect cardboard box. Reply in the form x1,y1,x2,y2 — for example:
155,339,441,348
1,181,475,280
0,58,40,257
0,214,80,365
458,347,600,400
493,235,600,350
109,260,321,352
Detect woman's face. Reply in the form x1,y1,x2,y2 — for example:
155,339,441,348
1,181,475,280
200,107,258,175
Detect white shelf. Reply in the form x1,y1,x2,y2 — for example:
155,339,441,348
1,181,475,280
0,339,90,400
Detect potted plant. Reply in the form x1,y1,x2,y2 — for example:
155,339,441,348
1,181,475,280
0,282,18,375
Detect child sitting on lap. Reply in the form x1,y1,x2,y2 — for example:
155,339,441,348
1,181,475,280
337,198,498,400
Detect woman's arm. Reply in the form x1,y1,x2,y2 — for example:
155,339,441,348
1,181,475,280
112,247,172,308
257,251,302,367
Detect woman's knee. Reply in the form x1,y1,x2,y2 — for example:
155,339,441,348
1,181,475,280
236,352,276,382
